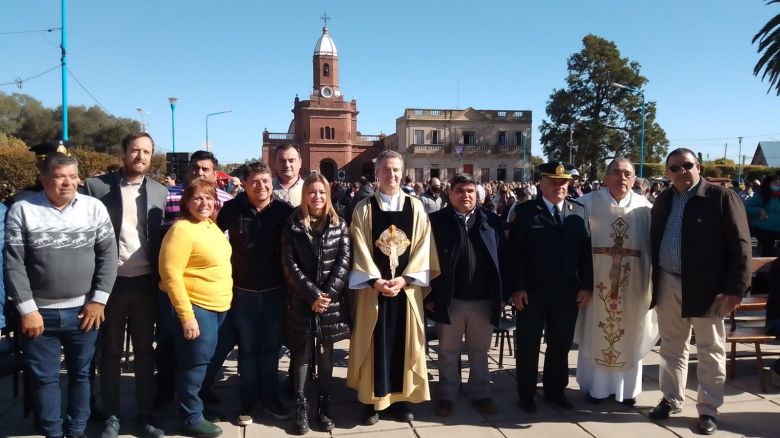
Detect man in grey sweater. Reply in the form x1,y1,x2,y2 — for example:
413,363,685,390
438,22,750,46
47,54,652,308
4,153,117,438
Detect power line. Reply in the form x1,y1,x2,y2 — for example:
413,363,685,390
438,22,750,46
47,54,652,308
0,64,60,87
0,27,61,36
669,132,780,142
66,67,112,115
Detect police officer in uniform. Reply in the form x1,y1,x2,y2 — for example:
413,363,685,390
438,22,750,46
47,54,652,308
509,161,593,413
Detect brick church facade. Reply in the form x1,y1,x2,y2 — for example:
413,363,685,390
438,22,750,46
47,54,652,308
262,26,385,182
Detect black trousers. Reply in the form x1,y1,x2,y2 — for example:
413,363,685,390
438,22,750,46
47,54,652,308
100,274,157,418
514,290,579,401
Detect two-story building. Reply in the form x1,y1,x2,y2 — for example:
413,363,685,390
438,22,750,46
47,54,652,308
395,107,532,183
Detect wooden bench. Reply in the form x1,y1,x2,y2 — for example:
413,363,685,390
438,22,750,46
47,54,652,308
725,256,778,392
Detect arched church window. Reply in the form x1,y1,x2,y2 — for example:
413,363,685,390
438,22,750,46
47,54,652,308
323,63,330,77
331,127,336,139
320,127,325,139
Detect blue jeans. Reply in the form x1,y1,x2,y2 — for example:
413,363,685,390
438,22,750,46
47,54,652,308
23,307,98,437
171,302,225,427
202,304,237,391
234,287,285,404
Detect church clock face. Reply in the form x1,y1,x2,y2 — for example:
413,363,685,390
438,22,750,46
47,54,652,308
321,86,333,98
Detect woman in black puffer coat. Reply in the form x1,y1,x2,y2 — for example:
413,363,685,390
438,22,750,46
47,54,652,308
281,173,351,435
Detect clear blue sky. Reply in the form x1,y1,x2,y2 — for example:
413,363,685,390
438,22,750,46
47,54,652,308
2,0,779,165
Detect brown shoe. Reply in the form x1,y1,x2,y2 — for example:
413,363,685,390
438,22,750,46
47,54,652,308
473,397,498,415
435,399,454,417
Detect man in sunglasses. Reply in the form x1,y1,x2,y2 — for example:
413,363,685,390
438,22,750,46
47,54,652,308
649,148,751,435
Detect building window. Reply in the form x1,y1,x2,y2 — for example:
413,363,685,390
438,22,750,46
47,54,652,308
463,131,476,145
481,168,490,182
515,131,524,145
414,109,424,116
497,168,507,182
323,63,330,77
323,126,334,140
320,127,325,139
414,168,424,183
498,131,507,145
497,111,506,117
414,129,425,144
463,164,474,176
513,168,522,182
514,111,523,118
447,168,456,180
431,110,441,116
432,130,441,144
331,127,335,139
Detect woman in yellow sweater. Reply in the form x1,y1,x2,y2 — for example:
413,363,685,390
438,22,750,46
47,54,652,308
159,179,232,438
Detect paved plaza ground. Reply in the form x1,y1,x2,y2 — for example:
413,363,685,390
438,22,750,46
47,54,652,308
1,330,779,438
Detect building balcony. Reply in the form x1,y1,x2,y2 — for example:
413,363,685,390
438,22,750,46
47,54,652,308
266,132,295,141
409,144,445,154
497,145,523,154
460,145,492,154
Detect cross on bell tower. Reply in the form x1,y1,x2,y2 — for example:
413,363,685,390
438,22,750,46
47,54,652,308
321,12,330,27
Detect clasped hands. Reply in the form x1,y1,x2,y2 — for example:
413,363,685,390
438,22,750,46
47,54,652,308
311,293,332,314
373,277,408,297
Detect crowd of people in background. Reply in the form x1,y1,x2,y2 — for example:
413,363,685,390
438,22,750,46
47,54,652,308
1,134,779,438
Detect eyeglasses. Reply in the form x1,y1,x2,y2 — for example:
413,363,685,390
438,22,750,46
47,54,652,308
668,162,696,173
608,170,634,178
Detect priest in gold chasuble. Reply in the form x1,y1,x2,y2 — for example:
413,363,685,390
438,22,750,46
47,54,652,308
346,151,439,423
574,158,658,404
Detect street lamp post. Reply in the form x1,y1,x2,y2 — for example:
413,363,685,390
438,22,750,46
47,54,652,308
135,107,150,132
168,97,178,153
206,110,233,151
521,130,527,182
611,82,646,177
737,136,743,180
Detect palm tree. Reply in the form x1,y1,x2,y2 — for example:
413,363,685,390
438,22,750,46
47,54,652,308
753,0,780,95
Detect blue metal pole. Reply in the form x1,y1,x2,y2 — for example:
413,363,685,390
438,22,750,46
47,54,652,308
61,0,68,142
639,92,645,177
170,101,176,153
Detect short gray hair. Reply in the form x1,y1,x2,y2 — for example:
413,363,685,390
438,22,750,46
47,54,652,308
38,153,78,176
606,157,635,175
375,150,404,169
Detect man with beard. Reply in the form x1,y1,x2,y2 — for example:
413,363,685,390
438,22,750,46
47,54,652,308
85,132,167,438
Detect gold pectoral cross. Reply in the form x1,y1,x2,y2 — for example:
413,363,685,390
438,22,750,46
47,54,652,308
375,225,411,278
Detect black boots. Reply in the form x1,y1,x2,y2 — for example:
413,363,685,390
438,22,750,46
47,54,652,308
317,393,335,431
295,395,309,435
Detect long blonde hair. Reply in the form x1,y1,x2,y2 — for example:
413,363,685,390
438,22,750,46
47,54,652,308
299,173,340,231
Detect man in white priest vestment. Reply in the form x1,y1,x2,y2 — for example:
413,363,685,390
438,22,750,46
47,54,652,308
575,157,659,405
346,150,440,425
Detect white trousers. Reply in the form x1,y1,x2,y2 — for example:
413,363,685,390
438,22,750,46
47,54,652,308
656,270,726,417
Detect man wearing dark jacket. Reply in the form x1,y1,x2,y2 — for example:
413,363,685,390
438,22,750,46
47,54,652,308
648,148,751,435
509,161,593,413
426,173,507,417
216,161,294,426
84,132,167,438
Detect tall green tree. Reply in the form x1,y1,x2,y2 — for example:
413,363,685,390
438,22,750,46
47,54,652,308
753,0,780,96
539,35,668,178
0,92,140,150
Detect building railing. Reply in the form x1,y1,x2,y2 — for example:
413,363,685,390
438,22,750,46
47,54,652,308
266,132,295,140
358,135,381,141
409,144,445,154
498,145,523,154
463,145,492,154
